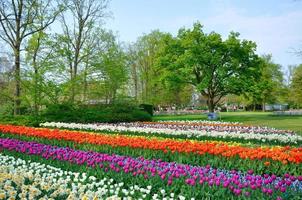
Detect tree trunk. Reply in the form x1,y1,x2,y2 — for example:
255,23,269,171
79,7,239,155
32,35,42,116
133,64,138,101
134,79,138,101
112,87,117,104
33,66,39,116
69,63,75,103
70,21,84,103
70,75,76,103
83,55,89,103
14,49,21,115
207,97,215,113
32,43,39,116
140,79,144,103
83,69,88,103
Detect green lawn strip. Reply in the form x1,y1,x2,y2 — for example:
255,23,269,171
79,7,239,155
153,112,302,135
42,126,302,147
0,133,301,176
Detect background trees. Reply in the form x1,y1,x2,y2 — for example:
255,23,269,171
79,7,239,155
0,1,300,116
89,29,128,104
290,64,302,108
244,55,285,111
127,30,192,107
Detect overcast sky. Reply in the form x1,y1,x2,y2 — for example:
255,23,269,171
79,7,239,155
104,0,302,70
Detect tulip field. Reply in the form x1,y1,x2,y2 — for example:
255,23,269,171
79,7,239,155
0,121,302,199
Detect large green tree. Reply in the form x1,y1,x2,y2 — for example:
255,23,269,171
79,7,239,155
159,22,260,112
290,64,302,108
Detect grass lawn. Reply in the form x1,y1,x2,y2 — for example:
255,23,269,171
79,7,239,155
153,112,302,134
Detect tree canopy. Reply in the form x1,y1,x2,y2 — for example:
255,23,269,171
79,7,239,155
0,3,300,115
290,64,302,108
158,22,260,112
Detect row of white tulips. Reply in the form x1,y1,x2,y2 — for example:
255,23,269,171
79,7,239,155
41,122,302,144
0,154,186,200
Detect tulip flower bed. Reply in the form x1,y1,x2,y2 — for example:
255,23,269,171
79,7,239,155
41,121,302,145
0,122,301,199
0,124,302,175
0,154,160,199
1,131,301,179
0,138,302,200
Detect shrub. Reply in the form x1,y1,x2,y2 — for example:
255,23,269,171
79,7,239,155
132,110,152,121
0,115,40,127
139,104,154,116
41,103,78,123
41,103,152,123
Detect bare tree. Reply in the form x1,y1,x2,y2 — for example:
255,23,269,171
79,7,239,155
0,0,62,114
60,0,110,103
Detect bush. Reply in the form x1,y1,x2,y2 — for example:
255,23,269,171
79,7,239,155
41,103,152,123
131,110,152,121
0,115,40,127
0,102,152,126
41,103,79,123
139,104,154,116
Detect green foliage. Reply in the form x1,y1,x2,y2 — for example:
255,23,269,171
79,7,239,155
139,104,154,116
41,103,78,122
0,102,152,126
128,30,192,106
158,22,260,112
244,54,286,109
41,103,152,123
91,29,129,103
290,64,302,108
0,115,40,127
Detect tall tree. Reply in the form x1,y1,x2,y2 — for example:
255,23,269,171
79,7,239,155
290,64,302,108
131,30,166,103
25,32,56,115
159,22,260,112
128,30,191,106
89,30,128,103
0,0,62,114
59,0,109,103
127,44,140,101
286,65,297,86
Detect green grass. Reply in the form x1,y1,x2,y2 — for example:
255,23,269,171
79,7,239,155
153,112,302,134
